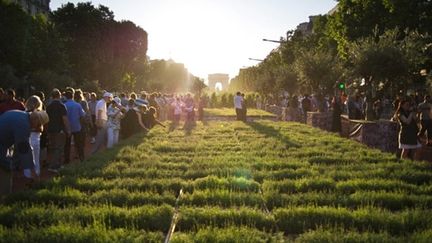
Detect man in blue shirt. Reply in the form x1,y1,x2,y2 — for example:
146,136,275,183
64,90,85,164
0,110,49,181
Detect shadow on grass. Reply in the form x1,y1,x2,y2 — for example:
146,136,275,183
168,122,179,132
246,121,301,148
182,121,197,136
167,121,196,136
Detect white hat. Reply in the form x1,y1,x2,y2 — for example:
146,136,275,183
103,92,113,98
134,98,147,107
113,97,121,105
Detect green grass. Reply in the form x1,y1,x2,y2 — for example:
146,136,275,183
1,118,432,241
204,108,276,117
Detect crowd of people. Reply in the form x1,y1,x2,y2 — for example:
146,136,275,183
274,91,432,160
1,86,431,186
0,87,200,186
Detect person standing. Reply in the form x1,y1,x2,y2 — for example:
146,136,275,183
107,97,124,148
184,93,195,123
301,94,312,123
172,97,183,124
92,92,113,154
25,95,44,177
87,92,98,144
418,95,432,146
396,98,421,160
234,92,243,121
46,89,70,173
331,93,344,133
64,90,85,163
241,93,247,122
0,89,25,115
75,89,91,146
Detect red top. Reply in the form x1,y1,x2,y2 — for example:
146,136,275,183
0,100,26,115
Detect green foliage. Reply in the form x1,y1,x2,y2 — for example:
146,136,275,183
191,77,207,96
171,227,283,243
294,49,343,95
295,228,404,243
51,2,147,90
231,0,431,96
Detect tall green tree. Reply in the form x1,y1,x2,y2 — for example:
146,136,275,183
348,29,411,120
328,0,432,57
0,1,69,93
294,49,343,96
51,2,148,90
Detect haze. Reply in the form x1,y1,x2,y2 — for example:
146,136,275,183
51,0,337,80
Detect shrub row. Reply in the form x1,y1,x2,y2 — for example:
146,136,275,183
3,188,176,207
264,191,432,211
274,206,432,235
0,224,164,243
263,178,428,195
0,204,173,232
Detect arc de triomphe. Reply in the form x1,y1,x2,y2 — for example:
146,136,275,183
208,73,229,91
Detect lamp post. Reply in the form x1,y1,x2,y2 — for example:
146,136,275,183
262,38,285,44
248,58,264,62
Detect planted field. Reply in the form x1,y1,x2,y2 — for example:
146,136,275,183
1,120,432,242
204,108,276,117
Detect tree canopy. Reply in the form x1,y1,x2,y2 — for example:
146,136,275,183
230,0,432,100
0,1,198,96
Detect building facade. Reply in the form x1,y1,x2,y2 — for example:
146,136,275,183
12,0,50,15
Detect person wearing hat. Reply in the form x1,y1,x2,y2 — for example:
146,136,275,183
92,92,113,154
0,110,49,184
107,97,124,148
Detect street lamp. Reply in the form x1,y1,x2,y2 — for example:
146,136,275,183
262,38,285,44
248,58,264,62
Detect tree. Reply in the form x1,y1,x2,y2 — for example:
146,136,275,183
0,1,70,95
51,2,148,89
328,0,432,58
190,77,207,97
348,29,410,120
294,49,343,96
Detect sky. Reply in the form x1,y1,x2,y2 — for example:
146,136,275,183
50,0,337,81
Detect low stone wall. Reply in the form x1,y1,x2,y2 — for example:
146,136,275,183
264,107,430,161
265,105,282,116
341,115,350,138
348,119,399,153
307,112,333,132
308,112,399,153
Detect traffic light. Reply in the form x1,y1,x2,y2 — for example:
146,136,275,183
337,81,346,90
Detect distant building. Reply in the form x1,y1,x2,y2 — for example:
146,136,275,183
327,5,339,16
295,15,320,36
208,73,229,91
11,0,50,15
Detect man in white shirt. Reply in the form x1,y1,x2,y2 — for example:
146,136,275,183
92,92,113,154
234,92,243,121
